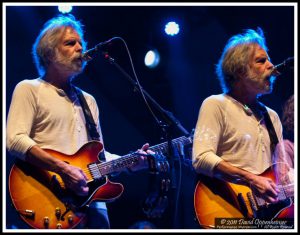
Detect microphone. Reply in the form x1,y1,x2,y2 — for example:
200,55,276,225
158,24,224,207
81,39,113,62
272,57,294,76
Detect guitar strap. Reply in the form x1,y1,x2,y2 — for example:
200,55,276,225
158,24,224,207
74,87,106,161
258,102,279,157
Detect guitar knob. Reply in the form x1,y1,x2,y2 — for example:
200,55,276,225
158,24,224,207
68,215,74,224
56,223,62,229
43,217,49,228
55,207,61,219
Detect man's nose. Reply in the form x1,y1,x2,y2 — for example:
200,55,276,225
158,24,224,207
75,42,83,52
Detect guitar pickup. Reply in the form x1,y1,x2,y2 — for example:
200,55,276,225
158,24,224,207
237,193,249,217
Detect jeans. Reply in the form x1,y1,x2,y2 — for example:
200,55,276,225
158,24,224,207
77,206,110,229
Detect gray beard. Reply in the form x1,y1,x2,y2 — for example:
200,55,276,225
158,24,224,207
54,51,83,75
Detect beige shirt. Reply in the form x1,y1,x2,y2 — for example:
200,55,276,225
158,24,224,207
192,94,283,177
7,78,119,209
7,78,118,160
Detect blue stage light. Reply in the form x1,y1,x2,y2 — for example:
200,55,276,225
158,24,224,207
58,4,73,14
144,50,160,68
164,21,180,36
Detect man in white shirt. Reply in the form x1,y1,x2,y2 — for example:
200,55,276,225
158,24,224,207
7,14,150,229
193,28,282,206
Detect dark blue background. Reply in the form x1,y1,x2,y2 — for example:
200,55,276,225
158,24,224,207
5,4,295,229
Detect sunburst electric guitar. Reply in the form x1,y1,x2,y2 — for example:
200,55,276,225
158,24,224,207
9,136,192,229
194,164,294,228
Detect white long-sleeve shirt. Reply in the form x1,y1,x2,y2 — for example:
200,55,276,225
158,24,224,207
7,77,119,209
192,94,283,177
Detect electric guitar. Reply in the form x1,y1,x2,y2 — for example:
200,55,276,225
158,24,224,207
9,135,192,229
194,164,294,228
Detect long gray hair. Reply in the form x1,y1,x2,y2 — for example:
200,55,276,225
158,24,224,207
216,28,268,93
32,14,87,77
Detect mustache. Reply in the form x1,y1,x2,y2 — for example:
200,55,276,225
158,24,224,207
71,53,83,60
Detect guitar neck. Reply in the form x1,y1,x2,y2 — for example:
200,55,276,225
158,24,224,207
278,183,294,199
96,136,192,177
255,183,294,206
147,135,192,154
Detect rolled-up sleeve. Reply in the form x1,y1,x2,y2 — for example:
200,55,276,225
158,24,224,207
6,81,37,160
192,97,224,176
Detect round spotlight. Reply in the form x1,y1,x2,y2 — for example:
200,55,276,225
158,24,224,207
164,21,180,36
58,4,73,14
144,50,160,68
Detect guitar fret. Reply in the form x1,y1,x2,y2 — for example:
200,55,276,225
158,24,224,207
255,183,294,207
281,183,294,198
278,185,287,201
88,163,102,180
96,136,191,176
149,137,191,154
98,155,140,175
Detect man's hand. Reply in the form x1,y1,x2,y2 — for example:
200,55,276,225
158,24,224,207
249,175,280,203
60,163,89,196
130,143,154,172
25,145,89,196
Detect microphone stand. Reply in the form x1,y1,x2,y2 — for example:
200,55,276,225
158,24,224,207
102,52,189,228
102,52,190,136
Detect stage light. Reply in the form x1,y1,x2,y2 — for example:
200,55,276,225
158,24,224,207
144,50,160,68
164,21,180,36
58,4,73,14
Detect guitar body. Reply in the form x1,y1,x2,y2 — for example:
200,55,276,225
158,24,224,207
194,165,294,228
9,141,124,229
8,136,190,229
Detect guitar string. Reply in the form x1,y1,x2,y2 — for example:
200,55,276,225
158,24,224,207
95,136,190,171
226,186,293,213
94,136,189,169
254,183,294,206
81,136,191,180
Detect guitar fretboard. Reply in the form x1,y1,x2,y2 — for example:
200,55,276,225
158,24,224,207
255,183,294,206
88,136,192,179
